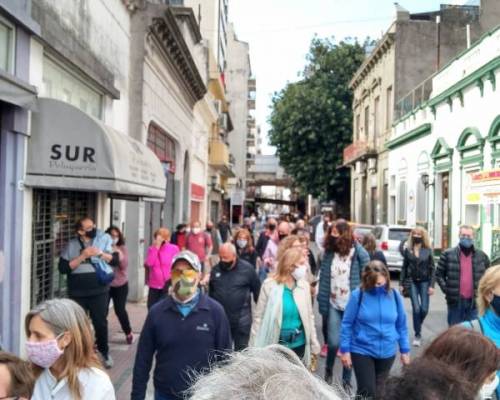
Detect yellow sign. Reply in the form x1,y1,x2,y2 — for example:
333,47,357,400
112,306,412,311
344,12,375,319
466,193,481,203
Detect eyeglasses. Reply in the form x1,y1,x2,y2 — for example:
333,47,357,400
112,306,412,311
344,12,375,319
0,396,20,399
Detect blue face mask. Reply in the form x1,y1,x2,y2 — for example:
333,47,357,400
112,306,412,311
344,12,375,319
459,237,474,249
491,295,500,316
370,286,386,295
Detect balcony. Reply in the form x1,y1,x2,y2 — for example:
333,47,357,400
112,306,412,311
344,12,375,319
343,141,377,166
209,140,235,177
247,117,256,128
395,75,433,121
248,78,256,91
248,98,256,110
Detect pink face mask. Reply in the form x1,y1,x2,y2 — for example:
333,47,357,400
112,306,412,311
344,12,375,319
26,333,64,368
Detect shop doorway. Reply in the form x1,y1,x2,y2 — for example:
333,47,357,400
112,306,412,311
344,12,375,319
441,173,450,249
31,189,96,306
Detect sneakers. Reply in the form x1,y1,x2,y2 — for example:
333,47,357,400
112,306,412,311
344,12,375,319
103,355,114,369
324,370,333,385
126,333,134,345
413,337,422,347
320,344,328,358
342,381,354,397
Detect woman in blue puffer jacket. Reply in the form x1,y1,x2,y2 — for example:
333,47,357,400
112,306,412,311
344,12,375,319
339,261,410,400
317,219,370,391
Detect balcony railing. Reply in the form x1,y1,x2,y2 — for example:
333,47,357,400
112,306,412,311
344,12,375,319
343,141,377,165
248,78,256,91
248,99,256,110
395,75,433,120
209,140,230,167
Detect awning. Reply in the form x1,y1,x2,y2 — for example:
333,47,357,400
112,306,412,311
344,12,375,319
25,98,166,200
0,70,38,111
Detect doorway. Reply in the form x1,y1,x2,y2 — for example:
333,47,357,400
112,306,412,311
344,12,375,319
371,187,378,225
441,173,450,249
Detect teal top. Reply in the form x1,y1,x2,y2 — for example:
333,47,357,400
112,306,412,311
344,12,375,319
280,286,306,349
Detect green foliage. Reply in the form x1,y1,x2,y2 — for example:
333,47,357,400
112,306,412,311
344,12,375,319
268,37,367,200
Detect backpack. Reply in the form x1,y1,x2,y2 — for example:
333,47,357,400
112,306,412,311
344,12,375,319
467,319,484,333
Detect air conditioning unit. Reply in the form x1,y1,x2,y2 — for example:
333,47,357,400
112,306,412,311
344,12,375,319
355,160,367,175
367,158,377,173
218,113,228,131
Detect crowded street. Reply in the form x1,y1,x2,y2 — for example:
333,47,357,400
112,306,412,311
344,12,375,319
1,0,500,399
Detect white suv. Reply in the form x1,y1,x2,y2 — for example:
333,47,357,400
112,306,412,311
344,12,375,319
373,225,412,271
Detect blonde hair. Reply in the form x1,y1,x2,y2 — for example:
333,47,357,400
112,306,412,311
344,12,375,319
154,227,171,242
477,265,500,316
274,247,304,284
276,235,301,261
25,299,103,400
407,226,431,250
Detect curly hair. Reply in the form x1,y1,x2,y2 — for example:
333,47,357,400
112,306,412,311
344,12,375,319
324,219,354,257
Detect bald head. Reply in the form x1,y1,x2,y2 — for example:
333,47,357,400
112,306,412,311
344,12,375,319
278,221,290,236
219,243,237,263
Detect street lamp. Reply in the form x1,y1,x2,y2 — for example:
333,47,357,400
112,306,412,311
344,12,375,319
421,173,433,189
209,175,217,191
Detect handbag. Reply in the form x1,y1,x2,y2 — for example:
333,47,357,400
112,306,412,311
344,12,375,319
78,239,114,286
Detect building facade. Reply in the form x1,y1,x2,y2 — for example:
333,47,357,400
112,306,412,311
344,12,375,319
344,3,494,225
388,25,500,257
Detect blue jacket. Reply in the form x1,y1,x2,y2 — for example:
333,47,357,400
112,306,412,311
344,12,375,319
340,288,410,359
317,243,370,316
131,294,232,400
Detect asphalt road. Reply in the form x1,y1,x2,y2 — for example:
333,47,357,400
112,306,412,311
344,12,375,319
314,272,449,387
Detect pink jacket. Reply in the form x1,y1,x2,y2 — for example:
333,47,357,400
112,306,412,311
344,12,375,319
145,243,180,289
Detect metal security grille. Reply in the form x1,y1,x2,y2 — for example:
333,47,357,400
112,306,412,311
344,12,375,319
31,189,96,306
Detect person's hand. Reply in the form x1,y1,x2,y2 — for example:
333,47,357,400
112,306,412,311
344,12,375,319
401,353,410,366
339,352,352,369
153,237,164,248
200,274,210,287
83,246,100,258
428,287,435,296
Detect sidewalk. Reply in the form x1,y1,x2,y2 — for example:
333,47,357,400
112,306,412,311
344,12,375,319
107,300,151,400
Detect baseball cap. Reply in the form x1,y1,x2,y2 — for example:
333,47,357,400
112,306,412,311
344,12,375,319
171,250,202,272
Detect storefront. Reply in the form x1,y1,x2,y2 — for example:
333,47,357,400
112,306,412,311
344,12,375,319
190,183,205,223
25,98,166,306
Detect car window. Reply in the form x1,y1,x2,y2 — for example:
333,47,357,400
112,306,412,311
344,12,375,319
389,229,411,242
373,227,383,239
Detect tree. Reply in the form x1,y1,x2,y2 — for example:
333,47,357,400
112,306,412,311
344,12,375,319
269,37,367,202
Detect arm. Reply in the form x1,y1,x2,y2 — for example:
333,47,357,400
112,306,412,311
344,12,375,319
59,242,91,272
250,267,261,303
378,251,387,267
339,290,360,354
395,291,410,354
131,312,156,400
144,246,159,268
429,251,436,288
400,250,408,287
435,251,448,292
213,306,233,359
205,234,213,258
315,222,324,251
249,282,270,346
306,285,321,354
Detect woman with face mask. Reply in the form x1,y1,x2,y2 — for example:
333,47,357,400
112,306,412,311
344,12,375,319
26,298,115,400
250,247,320,367
463,265,500,399
145,228,180,309
339,261,410,400
105,226,133,345
399,226,435,347
233,228,258,268
423,325,500,400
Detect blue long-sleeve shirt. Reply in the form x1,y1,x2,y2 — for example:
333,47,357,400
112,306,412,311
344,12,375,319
340,288,410,359
131,294,232,400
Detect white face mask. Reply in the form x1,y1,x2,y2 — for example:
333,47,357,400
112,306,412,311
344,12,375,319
292,264,307,281
192,228,201,235
112,238,119,245
479,374,499,400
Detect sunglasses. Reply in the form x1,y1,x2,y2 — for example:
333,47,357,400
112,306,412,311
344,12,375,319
171,269,198,280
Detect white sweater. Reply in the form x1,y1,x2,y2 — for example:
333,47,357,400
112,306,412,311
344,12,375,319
32,367,115,400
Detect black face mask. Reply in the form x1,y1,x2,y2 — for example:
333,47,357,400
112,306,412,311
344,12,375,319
412,237,423,244
206,226,213,232
278,233,287,241
220,260,234,271
268,224,276,231
491,295,500,316
85,228,97,239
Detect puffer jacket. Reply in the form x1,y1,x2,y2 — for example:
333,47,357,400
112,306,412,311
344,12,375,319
317,242,370,317
436,246,490,305
400,247,436,288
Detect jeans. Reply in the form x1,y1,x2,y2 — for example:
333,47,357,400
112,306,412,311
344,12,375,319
351,353,395,400
409,281,430,338
154,392,177,400
447,298,478,326
147,287,165,310
326,305,352,384
108,283,132,335
72,292,109,357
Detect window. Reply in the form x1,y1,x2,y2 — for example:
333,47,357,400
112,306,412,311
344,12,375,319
147,123,176,169
464,204,480,226
389,228,411,242
355,114,361,141
42,57,103,119
374,96,380,141
416,175,428,223
0,18,14,73
364,106,370,139
386,86,393,130
398,180,407,222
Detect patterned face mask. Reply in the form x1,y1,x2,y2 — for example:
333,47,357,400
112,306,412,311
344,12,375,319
26,333,65,368
171,270,199,298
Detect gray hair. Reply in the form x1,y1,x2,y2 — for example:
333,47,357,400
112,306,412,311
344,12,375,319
25,298,91,337
220,242,237,256
187,345,345,400
459,225,475,236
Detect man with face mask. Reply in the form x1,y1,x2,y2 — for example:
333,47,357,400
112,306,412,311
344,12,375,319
187,221,213,287
436,225,490,326
132,250,231,400
58,217,117,368
209,243,261,351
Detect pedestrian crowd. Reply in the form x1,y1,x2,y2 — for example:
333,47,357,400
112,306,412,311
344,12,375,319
1,212,500,399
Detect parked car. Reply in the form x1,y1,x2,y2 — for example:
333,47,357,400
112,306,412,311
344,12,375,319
352,224,375,242
373,225,412,271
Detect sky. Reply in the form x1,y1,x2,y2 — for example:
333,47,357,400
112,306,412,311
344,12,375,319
228,0,474,154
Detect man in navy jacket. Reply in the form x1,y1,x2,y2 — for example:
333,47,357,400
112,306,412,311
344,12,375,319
131,250,232,400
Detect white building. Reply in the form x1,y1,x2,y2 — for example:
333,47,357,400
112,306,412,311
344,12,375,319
388,25,500,259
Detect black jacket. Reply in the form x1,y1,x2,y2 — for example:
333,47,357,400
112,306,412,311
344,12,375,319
436,246,490,305
255,231,270,258
209,258,261,330
400,247,435,288
369,250,387,266
238,248,258,268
